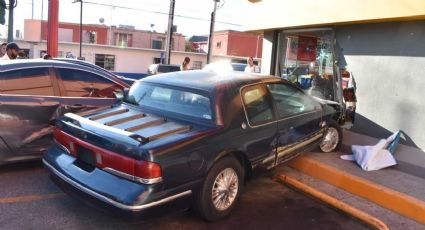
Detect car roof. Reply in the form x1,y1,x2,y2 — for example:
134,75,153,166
141,70,282,93
0,59,129,87
0,59,91,70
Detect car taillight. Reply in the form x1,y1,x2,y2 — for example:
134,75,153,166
52,127,162,184
135,160,162,180
53,127,75,155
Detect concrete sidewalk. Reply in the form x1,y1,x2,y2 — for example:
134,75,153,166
276,130,425,229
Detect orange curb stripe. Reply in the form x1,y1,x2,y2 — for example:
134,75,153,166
288,156,425,225
277,175,389,230
0,193,65,204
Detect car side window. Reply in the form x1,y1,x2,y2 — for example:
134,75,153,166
0,67,54,96
242,84,274,126
267,83,318,119
57,68,120,98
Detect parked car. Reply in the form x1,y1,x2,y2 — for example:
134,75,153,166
0,59,130,164
147,64,181,75
54,58,136,85
230,63,247,72
203,62,258,73
43,70,343,221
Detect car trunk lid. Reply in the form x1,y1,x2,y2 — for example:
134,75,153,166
54,104,197,184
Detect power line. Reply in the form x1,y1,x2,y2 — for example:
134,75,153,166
83,0,241,27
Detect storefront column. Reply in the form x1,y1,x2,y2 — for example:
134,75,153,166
261,31,277,75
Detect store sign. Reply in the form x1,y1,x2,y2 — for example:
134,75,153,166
297,36,317,62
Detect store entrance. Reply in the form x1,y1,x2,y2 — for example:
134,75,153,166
279,29,340,103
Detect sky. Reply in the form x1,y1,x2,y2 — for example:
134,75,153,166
0,0,257,39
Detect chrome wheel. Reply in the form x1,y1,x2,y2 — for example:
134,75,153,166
211,168,239,211
320,127,340,152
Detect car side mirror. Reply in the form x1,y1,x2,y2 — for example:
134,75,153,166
114,88,129,100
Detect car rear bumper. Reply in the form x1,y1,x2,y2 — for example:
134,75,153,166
43,144,192,214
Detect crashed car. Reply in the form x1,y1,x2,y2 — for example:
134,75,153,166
43,70,343,221
0,60,129,164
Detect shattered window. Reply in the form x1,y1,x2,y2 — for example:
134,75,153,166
280,30,336,101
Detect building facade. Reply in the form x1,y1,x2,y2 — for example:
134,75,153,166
24,20,186,52
110,26,186,51
212,30,263,59
189,31,263,59
246,0,425,150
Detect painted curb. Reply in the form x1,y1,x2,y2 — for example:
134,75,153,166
288,155,425,225
276,175,389,230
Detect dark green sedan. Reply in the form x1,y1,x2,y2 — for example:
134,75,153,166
43,70,343,221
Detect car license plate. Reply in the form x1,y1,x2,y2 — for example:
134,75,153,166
77,146,96,166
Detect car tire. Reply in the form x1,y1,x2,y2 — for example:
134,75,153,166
194,156,244,222
319,122,342,153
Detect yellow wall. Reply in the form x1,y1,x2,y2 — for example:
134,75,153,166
245,0,425,32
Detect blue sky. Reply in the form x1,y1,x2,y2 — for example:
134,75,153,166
0,0,256,39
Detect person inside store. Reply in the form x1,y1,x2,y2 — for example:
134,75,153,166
180,57,191,71
244,57,257,73
0,43,7,57
0,42,20,60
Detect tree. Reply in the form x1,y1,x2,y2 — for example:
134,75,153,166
0,0,6,25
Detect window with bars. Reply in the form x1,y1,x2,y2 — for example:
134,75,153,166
95,54,115,71
116,33,132,47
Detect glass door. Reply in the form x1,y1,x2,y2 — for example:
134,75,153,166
278,29,340,102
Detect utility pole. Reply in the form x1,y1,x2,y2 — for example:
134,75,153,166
41,0,43,22
79,0,83,59
164,0,175,65
7,0,16,42
207,0,219,64
72,0,83,59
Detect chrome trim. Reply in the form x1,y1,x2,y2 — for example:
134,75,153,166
43,159,192,211
54,139,71,154
262,130,324,164
103,167,163,185
0,93,117,100
276,131,323,158
3,65,53,72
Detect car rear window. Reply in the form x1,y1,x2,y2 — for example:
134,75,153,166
125,82,213,120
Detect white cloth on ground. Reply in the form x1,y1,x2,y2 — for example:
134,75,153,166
340,131,400,171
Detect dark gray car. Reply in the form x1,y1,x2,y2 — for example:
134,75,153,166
0,59,129,164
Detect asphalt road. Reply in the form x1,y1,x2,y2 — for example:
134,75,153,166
0,160,369,230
